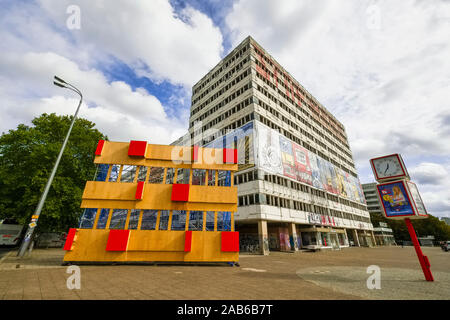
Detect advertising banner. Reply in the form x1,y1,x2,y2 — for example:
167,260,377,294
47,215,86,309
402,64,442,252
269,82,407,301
324,160,339,194
308,152,324,190
407,181,428,216
205,121,255,167
214,120,367,205
256,123,283,175
293,143,312,185
377,181,416,218
279,135,296,179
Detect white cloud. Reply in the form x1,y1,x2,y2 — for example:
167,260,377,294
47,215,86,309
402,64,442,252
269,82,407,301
37,0,224,87
0,51,186,144
0,0,225,145
409,162,448,185
406,162,450,217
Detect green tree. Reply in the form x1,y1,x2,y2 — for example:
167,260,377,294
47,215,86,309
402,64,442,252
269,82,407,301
0,113,107,232
370,212,450,241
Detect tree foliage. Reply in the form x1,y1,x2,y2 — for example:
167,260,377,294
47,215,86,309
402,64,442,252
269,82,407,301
0,113,107,232
370,212,450,241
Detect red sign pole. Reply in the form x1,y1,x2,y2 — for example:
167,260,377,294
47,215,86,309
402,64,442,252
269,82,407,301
404,218,434,281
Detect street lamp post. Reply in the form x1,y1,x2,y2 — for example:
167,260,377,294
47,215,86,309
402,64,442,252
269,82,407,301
17,76,83,258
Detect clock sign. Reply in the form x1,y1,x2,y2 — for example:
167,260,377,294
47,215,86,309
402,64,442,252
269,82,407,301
370,154,409,182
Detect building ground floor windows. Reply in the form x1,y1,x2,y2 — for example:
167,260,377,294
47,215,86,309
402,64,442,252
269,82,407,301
236,220,376,255
374,234,397,246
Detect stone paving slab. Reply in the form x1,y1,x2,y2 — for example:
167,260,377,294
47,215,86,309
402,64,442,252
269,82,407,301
296,266,450,300
0,246,449,300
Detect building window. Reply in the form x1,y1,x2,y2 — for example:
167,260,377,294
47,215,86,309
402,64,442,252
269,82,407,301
188,211,204,231
109,164,120,182
208,170,216,186
95,164,109,182
171,210,187,231
205,211,215,231
141,210,158,230
95,208,110,229
176,168,190,184
79,208,97,229
109,209,128,229
128,209,140,230
120,165,137,183
165,168,175,184
192,169,206,185
149,167,165,184
159,210,170,230
217,211,231,231
137,166,148,182
218,170,231,186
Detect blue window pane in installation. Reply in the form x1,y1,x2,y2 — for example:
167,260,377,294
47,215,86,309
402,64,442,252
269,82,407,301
171,210,187,231
205,211,215,231
79,208,97,229
141,210,157,230
109,209,128,229
96,209,110,229
159,211,170,230
188,211,203,231
95,164,109,182
217,211,231,231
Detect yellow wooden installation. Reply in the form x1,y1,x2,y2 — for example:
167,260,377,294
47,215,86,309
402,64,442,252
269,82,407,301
63,141,239,264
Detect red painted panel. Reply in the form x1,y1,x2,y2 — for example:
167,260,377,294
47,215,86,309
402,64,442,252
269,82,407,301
223,148,237,164
221,231,240,252
63,228,77,251
128,140,147,157
192,145,199,162
95,140,105,156
106,230,130,251
184,231,192,252
135,181,145,200
171,184,190,202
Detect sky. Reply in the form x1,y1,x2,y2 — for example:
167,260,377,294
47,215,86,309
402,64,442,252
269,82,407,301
0,0,449,218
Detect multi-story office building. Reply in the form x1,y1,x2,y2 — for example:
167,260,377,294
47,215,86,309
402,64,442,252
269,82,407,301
362,183,383,216
174,36,375,254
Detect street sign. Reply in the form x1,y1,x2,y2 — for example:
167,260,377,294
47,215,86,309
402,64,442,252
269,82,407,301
29,222,37,228
369,154,432,281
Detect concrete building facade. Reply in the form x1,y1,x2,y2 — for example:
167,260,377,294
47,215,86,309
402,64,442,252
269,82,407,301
174,36,375,254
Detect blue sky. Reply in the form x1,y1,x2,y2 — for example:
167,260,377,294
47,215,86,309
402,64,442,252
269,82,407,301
0,0,449,217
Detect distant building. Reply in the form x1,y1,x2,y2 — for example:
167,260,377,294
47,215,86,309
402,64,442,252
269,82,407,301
373,222,396,246
418,236,434,247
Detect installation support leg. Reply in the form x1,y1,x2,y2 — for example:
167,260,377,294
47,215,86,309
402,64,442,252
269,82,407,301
405,218,434,281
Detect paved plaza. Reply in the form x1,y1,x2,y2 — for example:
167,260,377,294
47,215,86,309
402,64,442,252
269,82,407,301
0,246,449,300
